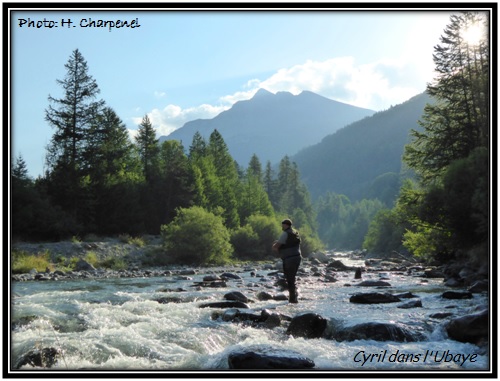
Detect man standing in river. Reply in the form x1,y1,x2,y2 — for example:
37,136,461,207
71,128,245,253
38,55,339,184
272,219,302,303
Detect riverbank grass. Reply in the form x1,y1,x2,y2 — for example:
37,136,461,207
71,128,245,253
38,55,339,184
12,250,53,274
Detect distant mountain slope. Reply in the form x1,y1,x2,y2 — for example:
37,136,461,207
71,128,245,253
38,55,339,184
293,92,432,201
160,89,375,167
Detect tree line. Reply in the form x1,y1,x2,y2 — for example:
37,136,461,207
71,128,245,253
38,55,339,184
363,12,489,265
12,12,489,266
11,49,323,263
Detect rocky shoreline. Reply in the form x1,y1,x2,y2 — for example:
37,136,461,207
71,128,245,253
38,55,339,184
11,239,489,289
11,240,490,370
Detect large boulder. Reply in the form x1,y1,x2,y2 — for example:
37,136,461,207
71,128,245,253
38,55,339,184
221,272,242,280
215,309,287,329
224,291,249,303
397,299,422,309
199,301,249,309
309,252,329,264
256,291,274,301
327,259,353,271
286,313,327,339
333,322,423,342
228,345,315,369
74,259,96,272
445,309,488,344
350,292,401,304
14,347,61,369
468,280,488,293
441,291,473,300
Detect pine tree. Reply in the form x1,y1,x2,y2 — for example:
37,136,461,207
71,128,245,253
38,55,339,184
85,107,137,182
207,129,241,228
247,154,263,184
399,11,490,262
12,154,30,185
188,131,207,160
44,49,105,225
264,161,278,209
404,12,489,183
135,114,160,182
158,140,195,225
84,107,142,233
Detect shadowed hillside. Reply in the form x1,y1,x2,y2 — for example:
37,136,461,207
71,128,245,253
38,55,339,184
293,92,432,201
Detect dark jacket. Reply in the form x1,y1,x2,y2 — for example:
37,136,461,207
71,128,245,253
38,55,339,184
279,228,301,259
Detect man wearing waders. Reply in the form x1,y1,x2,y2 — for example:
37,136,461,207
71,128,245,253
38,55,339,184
272,219,302,303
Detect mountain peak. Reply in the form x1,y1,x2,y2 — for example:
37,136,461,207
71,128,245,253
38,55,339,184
160,89,376,166
252,88,273,98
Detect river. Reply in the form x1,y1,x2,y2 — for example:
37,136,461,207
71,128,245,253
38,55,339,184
9,255,490,375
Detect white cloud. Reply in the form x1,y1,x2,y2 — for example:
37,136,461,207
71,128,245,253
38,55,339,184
134,56,427,137
255,57,424,110
132,103,230,137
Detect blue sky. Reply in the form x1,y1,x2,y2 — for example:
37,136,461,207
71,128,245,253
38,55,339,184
10,6,459,178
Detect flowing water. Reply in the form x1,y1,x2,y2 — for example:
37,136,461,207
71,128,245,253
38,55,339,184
9,255,490,375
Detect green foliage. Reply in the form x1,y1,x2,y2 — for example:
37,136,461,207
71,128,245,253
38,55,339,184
160,206,233,265
135,114,160,181
442,147,488,247
363,209,407,254
188,131,241,229
12,250,52,274
316,192,385,250
294,223,324,257
403,226,452,262
44,49,105,226
157,140,195,225
99,256,127,270
238,172,274,222
230,226,261,260
404,12,488,183
390,13,490,264
245,215,281,258
127,236,146,247
84,251,99,266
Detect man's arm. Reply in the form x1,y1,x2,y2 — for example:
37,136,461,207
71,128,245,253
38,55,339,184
272,241,282,253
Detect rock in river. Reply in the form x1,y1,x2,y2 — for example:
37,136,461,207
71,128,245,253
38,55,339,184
228,345,315,369
350,292,401,304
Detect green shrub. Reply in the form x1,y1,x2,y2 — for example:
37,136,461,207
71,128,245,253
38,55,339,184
127,236,145,247
296,224,324,257
84,251,99,267
232,214,281,260
161,206,233,265
230,226,260,260
99,257,127,270
12,250,53,274
69,256,80,270
141,247,171,267
403,226,452,262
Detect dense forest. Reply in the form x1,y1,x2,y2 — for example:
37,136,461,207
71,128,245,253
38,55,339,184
12,12,489,267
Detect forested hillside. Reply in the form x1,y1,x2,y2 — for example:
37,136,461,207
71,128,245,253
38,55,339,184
294,92,431,202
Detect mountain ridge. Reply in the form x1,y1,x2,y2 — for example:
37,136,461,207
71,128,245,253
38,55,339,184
159,90,376,167
293,91,431,201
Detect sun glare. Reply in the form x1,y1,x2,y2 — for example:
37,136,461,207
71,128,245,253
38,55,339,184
461,22,484,46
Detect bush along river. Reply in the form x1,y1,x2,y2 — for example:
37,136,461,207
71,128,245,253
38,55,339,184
9,251,491,375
